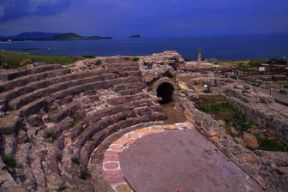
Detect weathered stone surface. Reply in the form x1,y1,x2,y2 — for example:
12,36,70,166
139,51,185,83
242,132,259,149
0,113,22,135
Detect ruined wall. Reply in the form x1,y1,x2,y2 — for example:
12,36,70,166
139,51,185,85
225,86,288,144
178,96,288,192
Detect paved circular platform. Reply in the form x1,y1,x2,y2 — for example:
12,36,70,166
102,123,263,192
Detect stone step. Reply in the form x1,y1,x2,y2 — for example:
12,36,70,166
107,65,139,71
0,69,109,104
48,103,80,123
118,86,145,96
50,75,142,101
113,82,145,92
106,93,151,105
8,74,115,110
74,103,160,151
79,114,162,167
0,64,63,81
0,113,22,135
0,68,71,94
18,97,48,117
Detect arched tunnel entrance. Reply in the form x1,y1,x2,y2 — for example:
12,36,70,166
152,78,185,123
156,82,174,104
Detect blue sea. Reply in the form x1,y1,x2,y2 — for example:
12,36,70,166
0,34,288,60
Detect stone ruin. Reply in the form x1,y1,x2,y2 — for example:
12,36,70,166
0,51,183,191
0,51,287,192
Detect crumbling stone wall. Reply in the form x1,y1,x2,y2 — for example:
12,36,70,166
179,96,288,192
225,85,288,144
140,51,185,84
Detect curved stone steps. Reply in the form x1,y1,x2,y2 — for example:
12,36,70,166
0,68,71,94
106,93,153,105
8,74,117,110
0,64,63,82
79,111,165,167
118,87,144,96
48,103,80,123
0,69,109,104
108,65,140,72
50,75,142,101
113,81,145,92
63,96,160,158
75,104,162,163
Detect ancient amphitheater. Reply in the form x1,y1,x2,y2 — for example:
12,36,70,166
0,51,287,192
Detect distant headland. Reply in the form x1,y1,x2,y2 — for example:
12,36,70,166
129,34,141,38
0,32,112,42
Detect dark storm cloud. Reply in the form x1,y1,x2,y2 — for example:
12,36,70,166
0,0,76,22
0,0,287,36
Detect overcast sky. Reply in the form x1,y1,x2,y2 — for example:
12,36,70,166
0,0,288,37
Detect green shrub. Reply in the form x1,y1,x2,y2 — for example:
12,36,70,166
79,168,91,180
198,102,234,113
271,75,286,82
43,130,57,140
2,154,17,168
95,60,102,66
71,157,80,165
132,57,140,61
233,113,256,132
82,55,95,58
57,184,67,192
120,114,128,120
258,138,288,152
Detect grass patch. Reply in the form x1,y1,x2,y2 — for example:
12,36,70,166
71,157,80,165
194,95,256,133
258,138,288,152
0,50,83,69
233,113,257,132
1,154,17,168
198,102,234,113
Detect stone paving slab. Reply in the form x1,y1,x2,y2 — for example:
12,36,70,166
102,122,263,192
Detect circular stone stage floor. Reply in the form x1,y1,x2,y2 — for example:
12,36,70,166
102,123,263,192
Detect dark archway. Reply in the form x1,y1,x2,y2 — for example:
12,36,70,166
156,82,174,104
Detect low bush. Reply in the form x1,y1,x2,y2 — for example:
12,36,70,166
80,168,91,180
258,138,288,152
2,154,17,168
132,57,140,61
71,157,80,165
